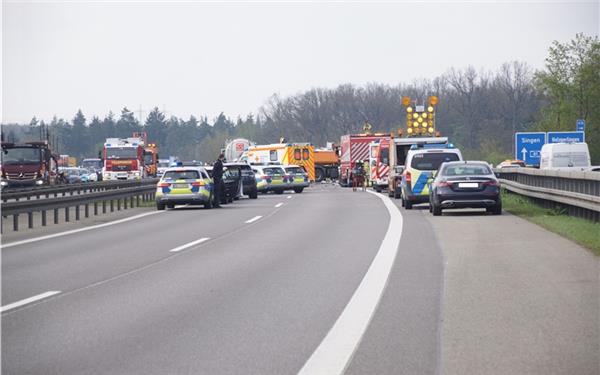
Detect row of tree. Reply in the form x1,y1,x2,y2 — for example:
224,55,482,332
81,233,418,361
2,33,598,164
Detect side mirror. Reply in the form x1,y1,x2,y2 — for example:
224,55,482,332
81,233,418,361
394,166,404,174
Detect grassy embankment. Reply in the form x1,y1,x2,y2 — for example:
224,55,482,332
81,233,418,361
502,191,600,256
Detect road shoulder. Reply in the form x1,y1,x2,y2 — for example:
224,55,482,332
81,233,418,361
429,210,599,375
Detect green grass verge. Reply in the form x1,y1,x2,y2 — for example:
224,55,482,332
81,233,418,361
502,190,600,255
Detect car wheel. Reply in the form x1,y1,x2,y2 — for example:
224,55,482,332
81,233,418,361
432,204,442,216
404,198,412,209
275,190,284,195
294,187,304,193
156,202,165,211
488,203,502,215
204,196,213,209
249,190,258,199
167,204,175,209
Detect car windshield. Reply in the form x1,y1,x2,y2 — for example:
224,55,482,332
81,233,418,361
263,167,284,176
163,170,200,180
157,162,170,168
106,147,137,159
1,147,41,165
285,167,305,174
82,159,102,170
144,153,153,165
411,152,460,170
443,164,491,176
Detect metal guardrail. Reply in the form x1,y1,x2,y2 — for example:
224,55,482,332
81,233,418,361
1,179,159,202
495,167,600,222
1,180,158,232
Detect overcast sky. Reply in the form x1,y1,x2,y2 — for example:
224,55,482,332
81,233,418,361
2,1,599,124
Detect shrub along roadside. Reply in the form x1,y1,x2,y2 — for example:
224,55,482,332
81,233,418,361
501,191,600,255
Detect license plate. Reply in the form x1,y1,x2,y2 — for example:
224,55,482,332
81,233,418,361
458,182,478,188
173,183,189,188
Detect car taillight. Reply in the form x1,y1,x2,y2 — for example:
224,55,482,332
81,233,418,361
262,176,271,180
437,181,452,187
191,181,205,187
483,180,500,187
405,171,411,183
158,182,170,187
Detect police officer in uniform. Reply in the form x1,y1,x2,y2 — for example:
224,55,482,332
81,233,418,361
212,153,225,208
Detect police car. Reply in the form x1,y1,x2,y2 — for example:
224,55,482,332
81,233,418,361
251,165,287,194
401,144,463,209
282,165,309,193
155,166,213,210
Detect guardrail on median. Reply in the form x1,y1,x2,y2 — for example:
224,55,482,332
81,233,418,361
1,179,159,202
495,167,600,222
1,180,158,233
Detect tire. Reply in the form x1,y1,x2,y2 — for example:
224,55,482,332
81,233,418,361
315,167,325,183
393,189,400,199
294,187,304,193
488,203,502,215
404,198,413,209
156,202,165,211
432,203,442,216
167,204,175,209
274,190,284,195
249,190,258,199
204,196,213,209
374,186,381,193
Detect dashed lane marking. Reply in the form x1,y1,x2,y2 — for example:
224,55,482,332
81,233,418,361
245,215,262,224
168,237,210,253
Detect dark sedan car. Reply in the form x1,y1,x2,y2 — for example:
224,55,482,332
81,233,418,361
205,166,238,204
429,161,501,216
224,163,258,199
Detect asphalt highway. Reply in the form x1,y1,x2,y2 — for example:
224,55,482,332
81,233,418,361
2,185,598,374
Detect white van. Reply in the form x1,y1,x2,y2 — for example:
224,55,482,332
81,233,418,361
539,142,591,170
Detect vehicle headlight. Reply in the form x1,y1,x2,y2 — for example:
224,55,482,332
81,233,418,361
1,180,8,186
36,179,44,185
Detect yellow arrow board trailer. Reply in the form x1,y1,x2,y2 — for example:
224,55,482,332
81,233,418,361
246,143,316,181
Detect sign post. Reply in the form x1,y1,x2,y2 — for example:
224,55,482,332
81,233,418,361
515,132,546,167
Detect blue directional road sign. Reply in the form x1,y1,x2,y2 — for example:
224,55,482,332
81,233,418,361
547,131,585,144
576,119,585,132
515,132,546,166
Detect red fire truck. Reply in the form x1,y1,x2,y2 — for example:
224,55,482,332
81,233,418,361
102,137,145,180
339,133,389,187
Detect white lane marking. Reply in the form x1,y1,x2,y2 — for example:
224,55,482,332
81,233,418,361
275,203,283,208
1,291,61,313
287,195,292,199
245,215,262,224
168,237,210,253
1,211,164,249
298,189,403,375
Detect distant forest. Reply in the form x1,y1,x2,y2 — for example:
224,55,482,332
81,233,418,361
2,33,598,164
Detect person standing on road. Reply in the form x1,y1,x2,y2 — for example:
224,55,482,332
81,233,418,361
212,153,225,208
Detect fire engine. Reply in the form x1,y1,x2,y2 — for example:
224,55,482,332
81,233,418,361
368,137,391,192
339,129,389,188
102,137,145,180
246,143,316,182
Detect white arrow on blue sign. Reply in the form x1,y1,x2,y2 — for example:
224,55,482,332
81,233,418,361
515,132,546,166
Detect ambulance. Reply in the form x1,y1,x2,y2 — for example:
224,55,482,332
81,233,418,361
246,143,316,182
